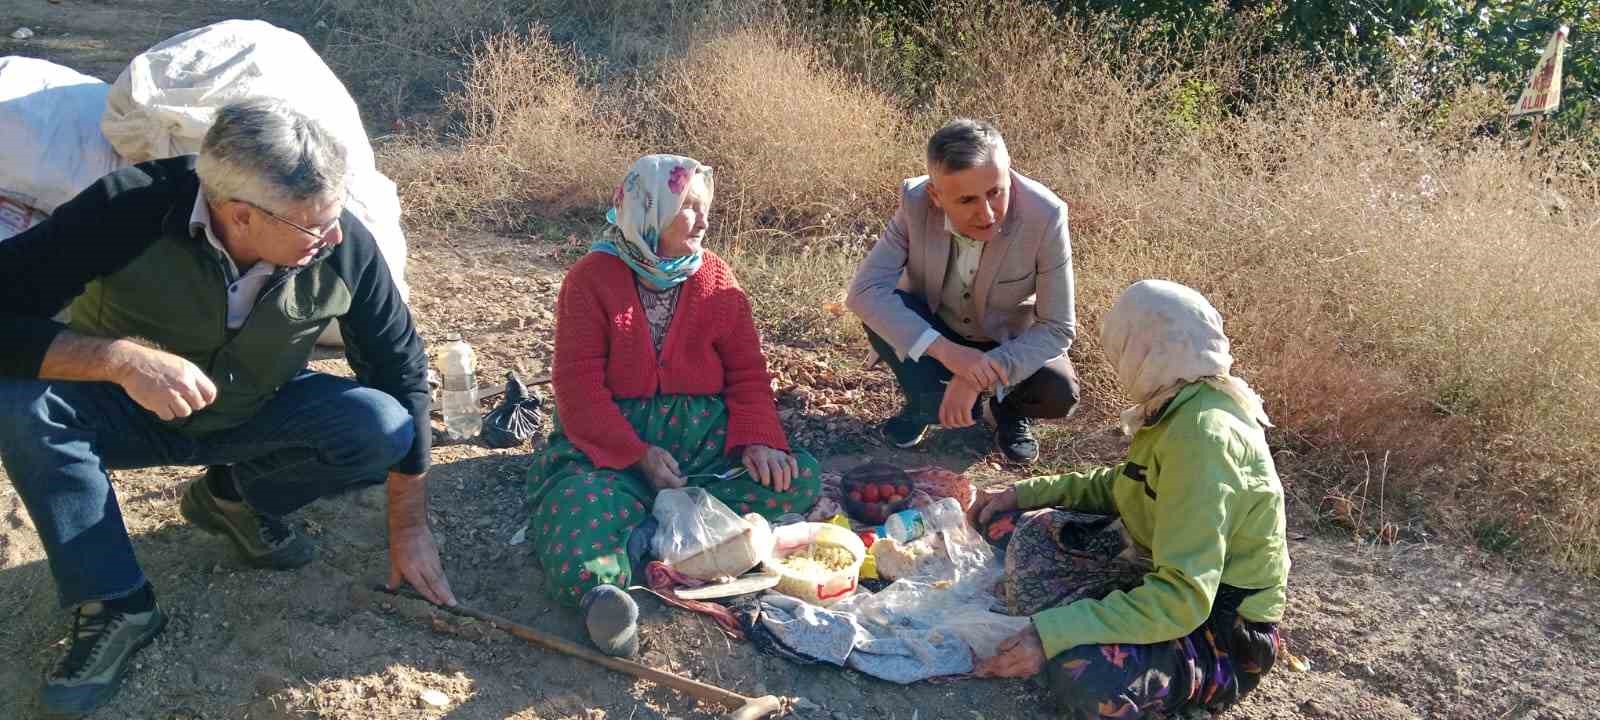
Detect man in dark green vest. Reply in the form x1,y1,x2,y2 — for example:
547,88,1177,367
0,99,453,718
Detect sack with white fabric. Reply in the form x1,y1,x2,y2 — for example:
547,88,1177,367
101,19,410,346
0,56,129,237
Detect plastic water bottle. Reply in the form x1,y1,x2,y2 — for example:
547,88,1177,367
882,497,965,544
440,336,482,441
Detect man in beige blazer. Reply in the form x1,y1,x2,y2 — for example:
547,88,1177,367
846,118,1078,464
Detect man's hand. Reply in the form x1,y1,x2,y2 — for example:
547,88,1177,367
968,483,1020,526
929,338,1008,390
385,471,457,606
742,444,799,493
41,333,217,422
115,344,218,421
637,446,684,490
975,626,1047,678
938,377,982,428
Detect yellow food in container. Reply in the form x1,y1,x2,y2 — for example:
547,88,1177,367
763,522,867,606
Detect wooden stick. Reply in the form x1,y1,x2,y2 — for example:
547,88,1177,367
373,586,788,719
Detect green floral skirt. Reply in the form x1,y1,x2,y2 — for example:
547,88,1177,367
526,394,820,607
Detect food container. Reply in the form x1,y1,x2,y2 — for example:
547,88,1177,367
841,462,914,525
763,522,867,606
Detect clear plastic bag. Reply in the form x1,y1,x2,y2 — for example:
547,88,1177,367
941,607,1032,659
650,487,748,568
835,502,1020,662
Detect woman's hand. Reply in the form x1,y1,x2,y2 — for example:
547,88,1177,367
742,444,799,493
975,626,1046,678
637,446,684,490
968,483,1019,526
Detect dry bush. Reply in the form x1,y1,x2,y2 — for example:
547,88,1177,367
382,29,641,230
646,27,921,238
305,0,539,120
304,0,778,122
724,241,869,349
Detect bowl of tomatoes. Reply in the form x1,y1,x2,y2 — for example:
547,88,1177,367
841,462,914,525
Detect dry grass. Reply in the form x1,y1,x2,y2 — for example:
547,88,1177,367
382,29,642,230
646,27,920,238
352,0,1600,574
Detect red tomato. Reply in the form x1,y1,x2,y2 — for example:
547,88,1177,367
848,490,863,503
862,485,881,502
877,483,897,499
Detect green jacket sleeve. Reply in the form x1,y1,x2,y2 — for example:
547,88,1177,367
1014,463,1121,515
1030,420,1242,659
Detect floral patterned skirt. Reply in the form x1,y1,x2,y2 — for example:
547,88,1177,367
526,394,820,607
999,509,1280,718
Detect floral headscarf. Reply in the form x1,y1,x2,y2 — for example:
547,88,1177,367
591,154,715,288
1100,279,1272,436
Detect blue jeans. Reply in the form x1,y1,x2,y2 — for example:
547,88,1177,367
0,370,415,608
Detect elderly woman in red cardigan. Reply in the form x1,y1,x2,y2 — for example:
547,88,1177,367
526,154,821,656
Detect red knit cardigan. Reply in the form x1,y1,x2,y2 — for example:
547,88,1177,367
551,250,791,470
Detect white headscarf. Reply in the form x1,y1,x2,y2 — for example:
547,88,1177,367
1100,280,1271,436
591,154,714,288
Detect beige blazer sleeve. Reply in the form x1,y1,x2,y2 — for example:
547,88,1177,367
845,180,933,358
984,210,1075,386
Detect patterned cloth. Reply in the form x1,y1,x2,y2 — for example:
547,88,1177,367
638,560,745,638
1001,510,1153,618
998,509,1280,718
635,280,681,353
527,394,820,607
592,154,713,288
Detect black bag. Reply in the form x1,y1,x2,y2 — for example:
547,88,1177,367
481,371,544,448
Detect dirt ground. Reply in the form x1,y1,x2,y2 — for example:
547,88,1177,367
5,3,1600,719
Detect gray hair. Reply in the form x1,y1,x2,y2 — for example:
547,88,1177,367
196,99,347,212
926,118,1007,173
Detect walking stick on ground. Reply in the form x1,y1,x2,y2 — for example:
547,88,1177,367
374,585,790,720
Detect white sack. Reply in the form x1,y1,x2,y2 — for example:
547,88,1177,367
0,57,128,213
0,190,48,239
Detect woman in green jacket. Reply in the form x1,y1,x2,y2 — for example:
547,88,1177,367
970,279,1289,718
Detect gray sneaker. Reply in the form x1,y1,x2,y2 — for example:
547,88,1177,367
179,477,315,569
39,601,166,718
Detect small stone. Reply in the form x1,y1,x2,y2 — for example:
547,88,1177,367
793,697,821,712
1300,699,1330,718
11,27,35,40
418,688,450,708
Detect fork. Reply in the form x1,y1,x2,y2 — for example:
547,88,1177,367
679,466,748,482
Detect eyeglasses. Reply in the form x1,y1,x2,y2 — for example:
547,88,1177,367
242,200,341,241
